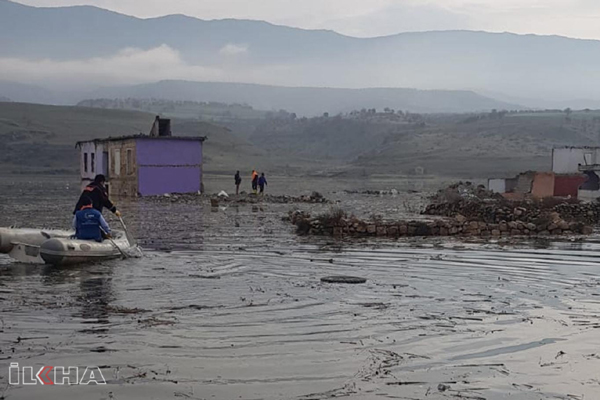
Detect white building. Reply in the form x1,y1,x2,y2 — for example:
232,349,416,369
552,147,600,174
77,140,108,186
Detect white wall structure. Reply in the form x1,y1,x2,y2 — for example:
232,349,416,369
552,147,600,174
78,141,105,186
578,189,600,202
488,178,506,193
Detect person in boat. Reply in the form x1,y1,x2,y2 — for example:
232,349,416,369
258,173,268,194
74,174,121,217
72,197,111,242
234,171,242,195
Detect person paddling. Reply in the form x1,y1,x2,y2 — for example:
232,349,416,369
74,174,121,217
72,197,111,242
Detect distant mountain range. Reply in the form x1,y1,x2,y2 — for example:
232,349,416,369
0,80,520,116
2,0,600,110
88,81,521,115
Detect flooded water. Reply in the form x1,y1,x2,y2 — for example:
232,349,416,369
2,176,600,400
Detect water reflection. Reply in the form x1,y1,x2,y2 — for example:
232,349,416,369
77,273,114,325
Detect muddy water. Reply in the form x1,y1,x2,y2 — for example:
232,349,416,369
2,176,600,400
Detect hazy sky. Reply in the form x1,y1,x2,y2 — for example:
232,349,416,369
13,0,600,39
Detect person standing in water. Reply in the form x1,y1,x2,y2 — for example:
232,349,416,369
258,173,268,194
234,171,242,195
251,170,259,194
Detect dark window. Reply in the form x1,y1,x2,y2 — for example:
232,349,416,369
84,153,88,173
91,153,95,173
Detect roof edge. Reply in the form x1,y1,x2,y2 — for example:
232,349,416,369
76,135,207,147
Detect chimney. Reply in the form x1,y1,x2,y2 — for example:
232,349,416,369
158,118,172,137
149,115,160,137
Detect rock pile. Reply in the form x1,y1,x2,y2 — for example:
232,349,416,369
219,191,330,204
429,181,502,204
344,189,399,196
146,192,331,205
287,182,598,239
424,198,600,226
288,209,593,238
554,201,600,225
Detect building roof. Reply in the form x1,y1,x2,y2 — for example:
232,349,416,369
553,146,600,150
76,134,206,147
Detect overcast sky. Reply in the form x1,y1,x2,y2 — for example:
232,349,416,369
13,0,600,39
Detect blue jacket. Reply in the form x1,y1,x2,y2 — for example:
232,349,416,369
258,176,267,186
73,206,111,242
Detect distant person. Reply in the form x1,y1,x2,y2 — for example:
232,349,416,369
234,171,242,195
74,174,121,217
72,196,111,242
258,173,268,194
251,170,259,194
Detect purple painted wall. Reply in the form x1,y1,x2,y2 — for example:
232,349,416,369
135,139,203,196
136,139,202,166
138,166,201,196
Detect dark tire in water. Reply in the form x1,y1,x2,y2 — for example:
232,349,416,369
321,276,367,284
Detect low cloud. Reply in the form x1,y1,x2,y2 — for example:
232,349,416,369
0,45,288,90
219,43,249,56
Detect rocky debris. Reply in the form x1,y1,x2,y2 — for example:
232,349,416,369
430,181,501,204
146,191,331,205
554,201,600,225
424,198,600,226
288,209,592,238
344,189,399,196
221,191,330,204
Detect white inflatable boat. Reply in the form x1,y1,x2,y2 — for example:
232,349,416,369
0,227,133,265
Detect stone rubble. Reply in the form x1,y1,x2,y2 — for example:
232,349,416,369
145,191,331,205
286,202,593,238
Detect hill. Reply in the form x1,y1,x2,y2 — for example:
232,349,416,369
0,102,267,175
245,109,600,178
88,81,519,116
2,0,600,106
77,98,268,122
75,97,600,178
2,102,599,179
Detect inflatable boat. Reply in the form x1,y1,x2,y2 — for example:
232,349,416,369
0,227,133,265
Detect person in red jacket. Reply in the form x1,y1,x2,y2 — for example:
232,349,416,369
251,170,259,194
74,174,121,217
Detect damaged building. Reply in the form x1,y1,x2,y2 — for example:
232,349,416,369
77,116,206,197
488,147,600,200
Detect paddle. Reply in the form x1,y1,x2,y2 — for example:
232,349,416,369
118,216,136,247
100,227,128,258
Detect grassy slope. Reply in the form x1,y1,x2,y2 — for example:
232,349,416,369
0,102,270,175
350,112,600,177
2,102,598,179
243,111,600,178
